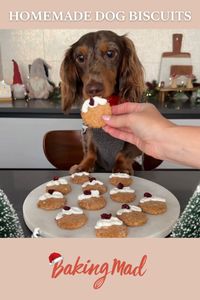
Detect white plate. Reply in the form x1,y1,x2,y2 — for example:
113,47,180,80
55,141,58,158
23,173,180,238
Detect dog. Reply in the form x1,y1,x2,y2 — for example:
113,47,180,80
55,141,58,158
60,30,145,174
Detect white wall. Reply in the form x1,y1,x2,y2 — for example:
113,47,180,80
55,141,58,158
0,118,82,168
0,29,200,86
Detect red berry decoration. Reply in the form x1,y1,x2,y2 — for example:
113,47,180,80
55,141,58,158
89,97,95,106
53,176,59,181
48,189,55,195
101,213,112,219
84,190,91,195
89,177,96,182
122,204,130,209
144,192,152,198
63,206,70,210
117,182,124,189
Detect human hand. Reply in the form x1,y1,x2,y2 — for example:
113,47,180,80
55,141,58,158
102,102,175,159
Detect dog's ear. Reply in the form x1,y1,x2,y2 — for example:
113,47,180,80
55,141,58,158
60,48,82,112
119,36,145,102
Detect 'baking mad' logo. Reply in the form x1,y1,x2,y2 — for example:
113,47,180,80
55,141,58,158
49,252,147,289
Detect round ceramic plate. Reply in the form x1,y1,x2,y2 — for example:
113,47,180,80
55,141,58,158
23,173,180,238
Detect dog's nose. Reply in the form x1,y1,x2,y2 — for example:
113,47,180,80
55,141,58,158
85,81,104,97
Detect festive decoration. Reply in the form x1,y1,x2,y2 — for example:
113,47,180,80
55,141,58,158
171,184,200,238
0,189,24,237
0,80,12,101
169,74,178,88
28,58,54,99
12,59,27,99
186,74,194,89
195,88,200,104
49,252,63,265
48,85,61,102
144,80,159,99
12,59,23,84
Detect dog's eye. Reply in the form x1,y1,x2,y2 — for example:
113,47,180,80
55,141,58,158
76,55,85,63
106,50,115,59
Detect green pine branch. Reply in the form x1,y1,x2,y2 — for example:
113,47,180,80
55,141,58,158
171,185,200,238
0,189,24,238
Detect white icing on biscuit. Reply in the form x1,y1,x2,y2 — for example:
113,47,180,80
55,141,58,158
139,197,166,204
55,207,83,220
95,216,123,229
82,180,103,188
71,172,89,178
110,186,135,195
109,173,130,179
116,205,142,215
46,178,68,187
78,190,100,201
82,96,108,113
39,191,63,200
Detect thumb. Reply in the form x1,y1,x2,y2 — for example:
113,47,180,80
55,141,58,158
102,113,132,129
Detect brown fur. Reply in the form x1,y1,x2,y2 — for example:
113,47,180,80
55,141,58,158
60,30,145,174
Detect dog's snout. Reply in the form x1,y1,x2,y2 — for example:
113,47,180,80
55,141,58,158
85,81,104,97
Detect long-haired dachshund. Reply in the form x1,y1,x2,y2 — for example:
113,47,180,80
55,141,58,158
60,30,145,174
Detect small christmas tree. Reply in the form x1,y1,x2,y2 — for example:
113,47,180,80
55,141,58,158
171,184,200,238
0,189,24,237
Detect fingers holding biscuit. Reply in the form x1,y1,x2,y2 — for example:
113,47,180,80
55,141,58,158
103,125,139,145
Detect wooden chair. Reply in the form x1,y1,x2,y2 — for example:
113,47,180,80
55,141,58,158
43,130,163,171
43,130,83,170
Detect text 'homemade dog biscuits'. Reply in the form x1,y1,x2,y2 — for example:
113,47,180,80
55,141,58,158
81,96,111,128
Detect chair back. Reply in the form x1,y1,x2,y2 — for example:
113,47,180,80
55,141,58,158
43,130,83,170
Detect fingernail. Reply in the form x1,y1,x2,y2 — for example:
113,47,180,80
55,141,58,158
102,115,111,121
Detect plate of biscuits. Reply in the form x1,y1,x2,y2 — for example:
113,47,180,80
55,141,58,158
23,172,180,238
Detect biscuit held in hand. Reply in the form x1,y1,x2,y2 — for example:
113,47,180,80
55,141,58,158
81,96,111,128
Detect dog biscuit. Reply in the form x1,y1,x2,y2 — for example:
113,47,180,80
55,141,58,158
95,213,128,238
139,195,167,215
70,171,90,184
37,190,66,210
81,96,111,128
116,204,147,226
110,183,136,203
109,172,133,186
46,176,71,195
55,206,88,229
82,177,107,194
78,189,106,210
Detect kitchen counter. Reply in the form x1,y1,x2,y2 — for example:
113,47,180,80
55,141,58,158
0,98,200,118
0,169,199,237
0,98,199,169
